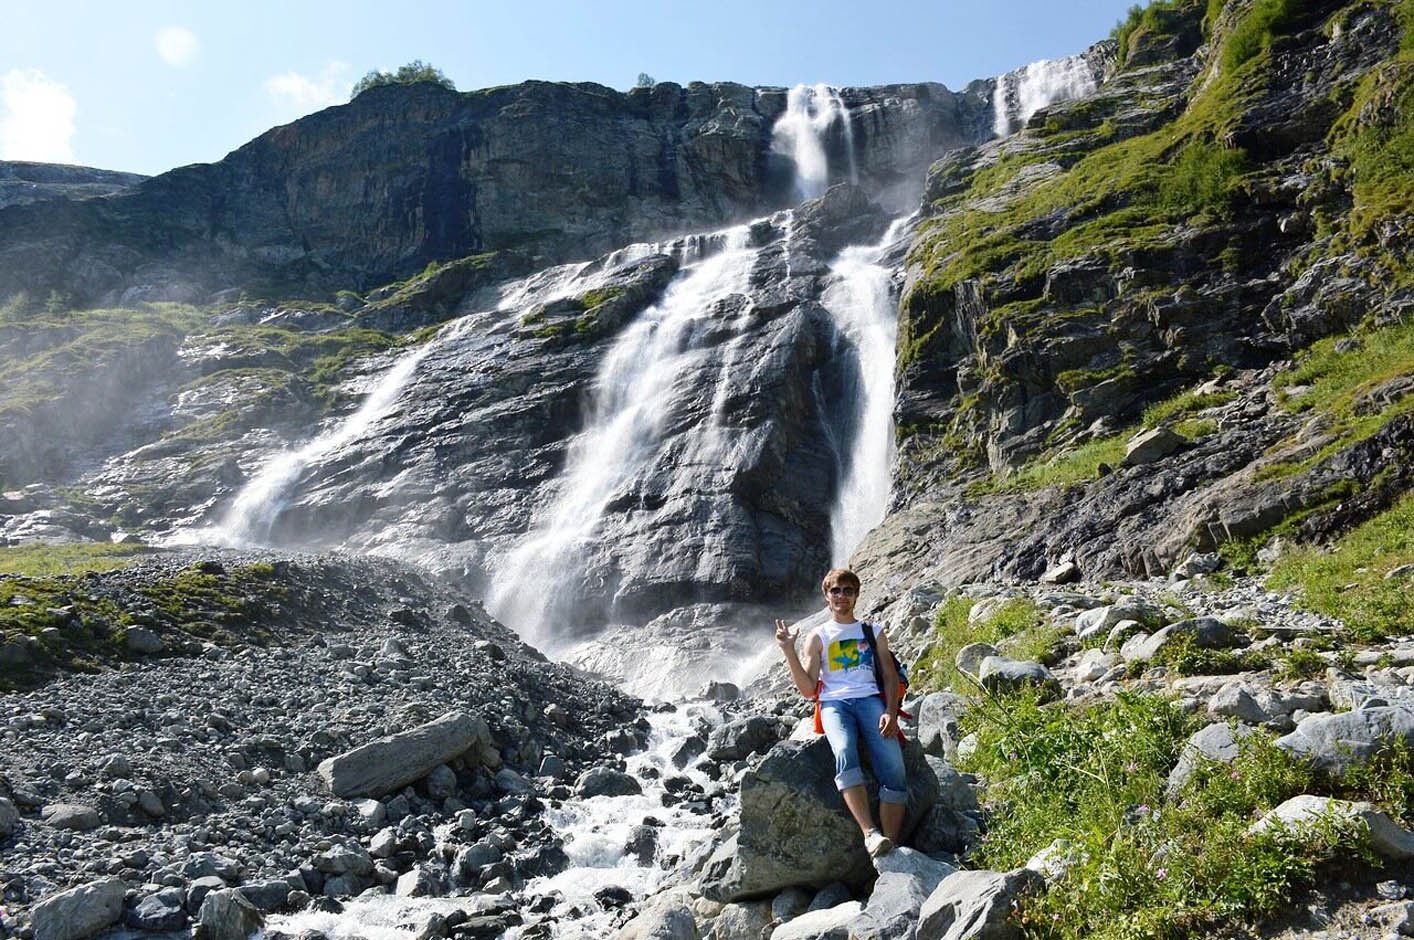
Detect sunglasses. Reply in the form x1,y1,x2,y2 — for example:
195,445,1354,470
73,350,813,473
827,586,857,596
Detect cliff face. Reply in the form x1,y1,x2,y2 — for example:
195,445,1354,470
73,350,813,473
0,161,147,209
0,80,983,307
862,0,1414,589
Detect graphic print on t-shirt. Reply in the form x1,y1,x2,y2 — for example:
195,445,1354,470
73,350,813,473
829,638,874,672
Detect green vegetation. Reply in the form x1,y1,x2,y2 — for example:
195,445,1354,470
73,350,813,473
912,596,1063,691
1267,491,1414,640
1262,318,1414,478
0,560,291,691
350,60,455,99
0,304,205,420
1155,633,1271,675
959,691,1380,939
0,543,155,576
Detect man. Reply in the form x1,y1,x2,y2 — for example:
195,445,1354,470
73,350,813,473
775,567,906,858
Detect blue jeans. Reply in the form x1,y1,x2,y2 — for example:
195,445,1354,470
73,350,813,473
819,694,908,804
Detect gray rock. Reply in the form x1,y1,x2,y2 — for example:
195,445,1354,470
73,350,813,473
185,876,229,914
30,878,126,940
195,888,264,940
126,888,188,931
1166,721,1256,797
425,764,457,801
1039,561,1079,585
770,902,864,940
955,643,1000,677
916,868,1041,940
1120,617,1234,663
1073,602,1160,641
707,714,783,761
771,887,814,921
40,803,101,830
1275,706,1414,776
977,656,1060,701
1208,682,1276,725
705,900,772,940
124,626,165,654
1121,426,1185,467
699,737,939,902
851,848,957,939
576,765,643,797
612,891,698,940
916,691,968,761
316,710,491,798
1251,794,1414,859
236,879,291,912
313,844,374,876
0,796,18,836
910,756,982,856
396,866,445,898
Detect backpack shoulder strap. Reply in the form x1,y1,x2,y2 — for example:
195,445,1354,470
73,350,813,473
861,622,884,692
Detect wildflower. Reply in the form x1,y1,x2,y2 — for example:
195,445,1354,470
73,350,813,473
1125,761,1139,772
1230,769,1241,780
1156,867,1168,880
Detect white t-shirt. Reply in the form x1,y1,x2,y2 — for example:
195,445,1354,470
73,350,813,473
811,620,882,701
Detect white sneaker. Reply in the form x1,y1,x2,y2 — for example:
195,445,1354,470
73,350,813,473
864,829,894,858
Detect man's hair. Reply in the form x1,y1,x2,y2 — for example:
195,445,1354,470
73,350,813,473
821,568,861,593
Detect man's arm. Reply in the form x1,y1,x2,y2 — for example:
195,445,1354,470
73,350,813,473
875,627,902,738
775,619,821,697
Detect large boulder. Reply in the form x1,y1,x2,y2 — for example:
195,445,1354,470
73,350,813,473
1166,721,1256,797
1251,795,1414,860
194,888,264,940
770,902,864,940
316,710,490,798
1275,706,1414,776
699,737,940,901
916,868,1042,940
850,848,958,939
30,879,126,940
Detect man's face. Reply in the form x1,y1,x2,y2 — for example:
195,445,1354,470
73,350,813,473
824,581,857,617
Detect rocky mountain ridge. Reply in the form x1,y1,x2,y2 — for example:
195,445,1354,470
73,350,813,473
0,162,146,210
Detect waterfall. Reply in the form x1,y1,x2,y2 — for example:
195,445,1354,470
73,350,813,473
486,227,759,649
175,261,597,549
770,82,856,200
822,218,911,565
992,55,1097,138
196,343,437,548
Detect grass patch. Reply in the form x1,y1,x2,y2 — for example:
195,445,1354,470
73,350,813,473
1155,633,1272,676
1266,490,1414,641
913,596,1063,691
0,543,156,576
0,560,292,691
961,692,1375,938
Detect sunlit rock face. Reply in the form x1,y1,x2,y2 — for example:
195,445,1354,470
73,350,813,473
0,80,983,306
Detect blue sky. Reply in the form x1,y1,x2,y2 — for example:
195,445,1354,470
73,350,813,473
1,1,1140,177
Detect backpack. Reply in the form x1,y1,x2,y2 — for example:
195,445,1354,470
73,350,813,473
811,621,911,740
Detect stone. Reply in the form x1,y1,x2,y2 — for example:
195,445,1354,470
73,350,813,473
125,626,165,654
977,656,1060,702
851,847,957,939
41,803,101,830
707,714,783,761
236,879,291,912
770,902,864,940
1275,706,1414,776
1121,426,1185,467
699,737,939,902
1166,721,1256,797
30,878,126,940
1251,795,1414,860
1040,561,1079,585
316,710,491,798
611,889,698,940
195,888,264,940
0,796,18,836
915,692,968,760
955,643,1000,677
1120,617,1234,663
916,868,1041,940
425,764,458,801
576,766,643,798
126,888,189,931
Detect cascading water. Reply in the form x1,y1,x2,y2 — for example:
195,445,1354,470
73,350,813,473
821,217,912,565
486,227,759,651
992,55,1098,138
770,82,856,200
173,260,599,549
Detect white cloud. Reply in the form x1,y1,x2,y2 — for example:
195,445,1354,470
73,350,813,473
0,69,77,163
155,26,200,68
264,61,352,114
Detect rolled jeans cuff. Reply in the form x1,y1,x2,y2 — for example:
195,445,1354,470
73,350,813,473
878,785,909,805
835,768,867,791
